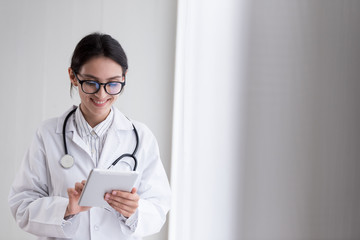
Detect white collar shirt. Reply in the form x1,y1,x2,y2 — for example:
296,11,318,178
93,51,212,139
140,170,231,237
74,106,114,166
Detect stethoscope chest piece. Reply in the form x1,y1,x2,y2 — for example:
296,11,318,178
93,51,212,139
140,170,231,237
60,154,74,169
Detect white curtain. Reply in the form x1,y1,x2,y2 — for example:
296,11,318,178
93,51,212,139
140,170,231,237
169,0,248,239
170,0,360,239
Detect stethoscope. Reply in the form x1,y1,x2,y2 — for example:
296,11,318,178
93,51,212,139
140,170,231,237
59,107,139,171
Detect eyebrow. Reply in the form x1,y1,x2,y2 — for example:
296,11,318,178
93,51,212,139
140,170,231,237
80,73,123,81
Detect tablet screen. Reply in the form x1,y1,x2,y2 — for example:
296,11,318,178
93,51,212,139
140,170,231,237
78,168,139,208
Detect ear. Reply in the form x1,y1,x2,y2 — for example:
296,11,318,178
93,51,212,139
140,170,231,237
68,67,78,86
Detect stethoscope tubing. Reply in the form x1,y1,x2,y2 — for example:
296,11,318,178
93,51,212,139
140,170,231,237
62,107,138,171
108,125,139,171
62,108,77,156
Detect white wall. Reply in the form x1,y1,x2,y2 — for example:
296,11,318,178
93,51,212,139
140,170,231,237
0,1,176,239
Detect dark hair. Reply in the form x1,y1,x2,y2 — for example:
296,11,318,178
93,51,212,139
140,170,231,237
70,33,128,93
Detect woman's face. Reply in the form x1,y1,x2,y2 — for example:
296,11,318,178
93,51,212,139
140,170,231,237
69,56,125,127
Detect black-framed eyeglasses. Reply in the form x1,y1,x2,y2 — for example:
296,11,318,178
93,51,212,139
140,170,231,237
73,72,125,95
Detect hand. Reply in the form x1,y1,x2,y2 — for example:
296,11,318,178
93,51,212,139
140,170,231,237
65,180,91,218
105,187,139,218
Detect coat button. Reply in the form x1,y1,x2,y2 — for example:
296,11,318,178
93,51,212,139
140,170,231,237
94,225,99,231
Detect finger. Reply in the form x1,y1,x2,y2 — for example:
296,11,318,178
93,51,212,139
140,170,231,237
108,196,139,209
75,182,84,193
131,188,137,194
81,180,87,185
106,192,139,209
111,190,139,201
109,195,139,208
107,199,137,214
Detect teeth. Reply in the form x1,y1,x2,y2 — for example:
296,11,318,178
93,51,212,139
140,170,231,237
94,100,106,104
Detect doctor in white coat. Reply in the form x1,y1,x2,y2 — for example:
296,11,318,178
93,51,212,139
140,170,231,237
8,33,171,240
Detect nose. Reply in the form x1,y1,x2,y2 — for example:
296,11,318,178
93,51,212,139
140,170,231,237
95,85,108,98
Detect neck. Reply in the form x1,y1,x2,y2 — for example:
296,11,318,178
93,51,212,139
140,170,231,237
79,104,110,128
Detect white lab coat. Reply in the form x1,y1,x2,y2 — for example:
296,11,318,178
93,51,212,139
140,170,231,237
8,106,171,239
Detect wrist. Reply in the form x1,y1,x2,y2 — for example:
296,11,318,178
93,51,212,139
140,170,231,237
64,214,75,220
64,206,76,219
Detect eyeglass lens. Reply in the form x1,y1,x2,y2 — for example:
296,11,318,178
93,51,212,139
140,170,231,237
82,81,122,95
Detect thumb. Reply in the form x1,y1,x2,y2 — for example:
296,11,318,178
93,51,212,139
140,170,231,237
131,187,137,194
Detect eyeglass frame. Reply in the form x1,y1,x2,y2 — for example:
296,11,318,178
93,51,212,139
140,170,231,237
73,71,126,95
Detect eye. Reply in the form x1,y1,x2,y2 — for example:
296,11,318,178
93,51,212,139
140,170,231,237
107,82,120,88
84,81,99,87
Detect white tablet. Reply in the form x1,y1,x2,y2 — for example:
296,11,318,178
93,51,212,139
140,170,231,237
78,168,139,208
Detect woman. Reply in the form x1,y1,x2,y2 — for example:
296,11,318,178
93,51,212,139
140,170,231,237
8,33,171,239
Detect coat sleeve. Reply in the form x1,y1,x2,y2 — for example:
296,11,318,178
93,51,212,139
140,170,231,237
8,128,79,238
123,125,171,237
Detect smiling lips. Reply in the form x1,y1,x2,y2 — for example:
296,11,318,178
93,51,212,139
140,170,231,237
92,98,109,106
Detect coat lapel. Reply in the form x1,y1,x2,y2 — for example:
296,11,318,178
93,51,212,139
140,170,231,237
56,106,92,161
97,107,134,169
